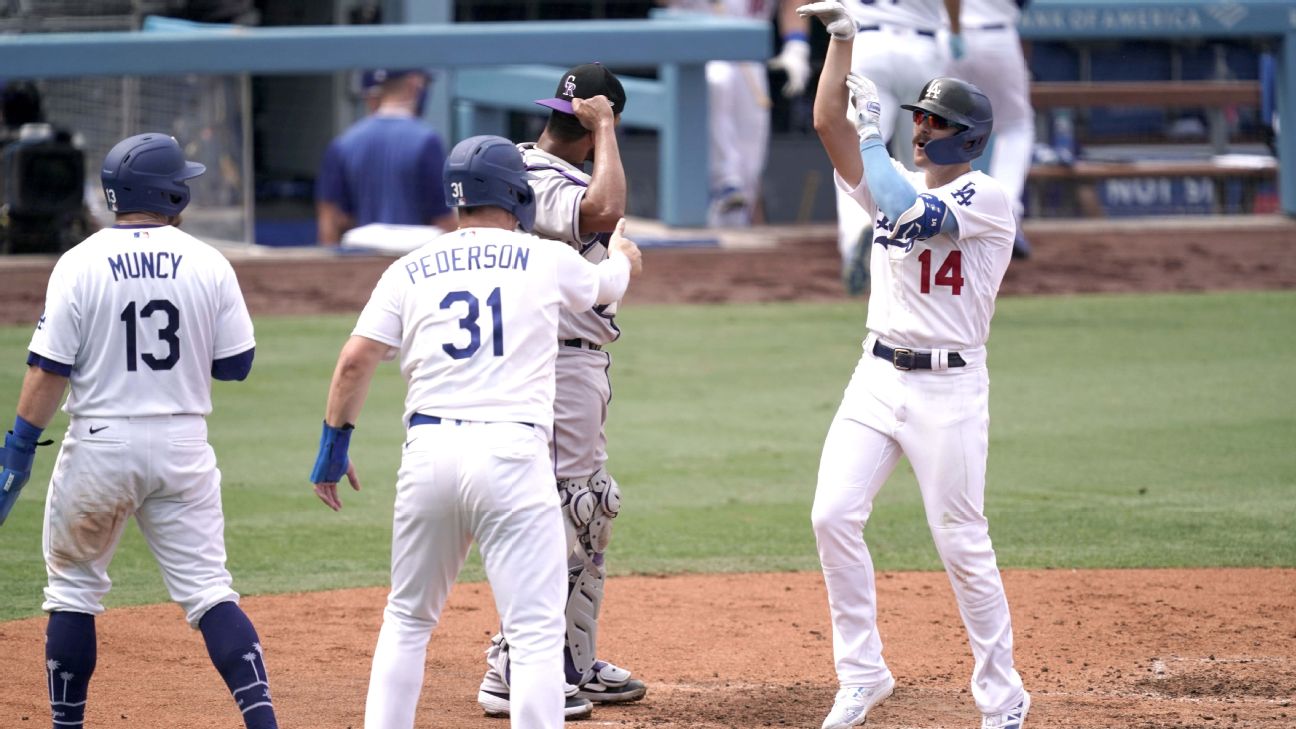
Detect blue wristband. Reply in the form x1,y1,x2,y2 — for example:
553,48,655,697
309,421,353,484
12,415,43,445
783,31,809,43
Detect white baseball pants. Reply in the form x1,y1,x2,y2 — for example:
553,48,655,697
811,344,1026,714
42,414,237,628
364,420,568,729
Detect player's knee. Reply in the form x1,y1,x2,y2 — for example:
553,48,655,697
810,499,868,543
181,585,240,629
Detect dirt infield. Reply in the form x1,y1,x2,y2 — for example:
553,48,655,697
1,570,1293,728
1,218,1294,727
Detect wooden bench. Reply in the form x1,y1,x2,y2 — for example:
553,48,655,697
1024,81,1275,215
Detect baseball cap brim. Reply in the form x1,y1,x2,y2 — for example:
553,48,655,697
534,98,575,115
178,161,206,180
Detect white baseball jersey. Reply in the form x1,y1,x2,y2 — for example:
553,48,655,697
351,227,629,428
836,164,1014,350
845,0,946,32
516,143,622,346
29,225,255,416
956,0,1020,27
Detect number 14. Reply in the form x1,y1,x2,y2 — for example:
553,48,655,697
918,249,964,295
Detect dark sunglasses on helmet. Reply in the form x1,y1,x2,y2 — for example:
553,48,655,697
912,110,954,130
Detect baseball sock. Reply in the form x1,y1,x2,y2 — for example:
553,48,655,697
199,601,278,729
45,611,96,729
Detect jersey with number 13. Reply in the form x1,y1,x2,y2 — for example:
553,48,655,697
28,225,255,417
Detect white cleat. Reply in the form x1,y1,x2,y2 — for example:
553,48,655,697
981,692,1031,729
820,674,895,729
477,678,593,720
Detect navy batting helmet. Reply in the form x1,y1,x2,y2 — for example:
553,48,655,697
901,78,993,165
101,133,205,217
444,135,536,232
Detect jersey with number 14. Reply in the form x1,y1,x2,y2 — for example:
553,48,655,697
28,225,255,417
838,165,1015,350
352,227,617,428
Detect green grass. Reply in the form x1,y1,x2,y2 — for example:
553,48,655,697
0,291,1293,621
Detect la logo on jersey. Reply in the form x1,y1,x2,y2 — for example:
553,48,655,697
952,183,976,207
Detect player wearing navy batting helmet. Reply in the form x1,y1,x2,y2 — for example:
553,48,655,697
0,132,276,729
309,134,643,729
802,3,1030,728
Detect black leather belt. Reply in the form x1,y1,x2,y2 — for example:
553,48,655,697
409,413,534,428
872,340,966,371
971,23,1008,30
561,338,603,351
858,23,937,37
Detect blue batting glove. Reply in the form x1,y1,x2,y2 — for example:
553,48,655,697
0,415,44,527
309,421,353,484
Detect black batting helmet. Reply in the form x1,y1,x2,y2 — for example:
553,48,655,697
901,77,993,165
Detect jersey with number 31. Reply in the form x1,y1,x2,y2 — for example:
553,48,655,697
839,166,1015,350
28,225,256,417
352,227,614,428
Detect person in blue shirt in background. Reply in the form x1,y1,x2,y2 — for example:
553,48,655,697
315,68,457,246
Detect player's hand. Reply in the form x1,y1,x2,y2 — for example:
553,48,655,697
949,33,966,61
769,37,812,98
571,95,616,132
846,73,883,143
313,462,361,512
797,1,855,41
610,218,643,276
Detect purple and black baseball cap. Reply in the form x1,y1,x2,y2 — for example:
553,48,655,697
534,63,627,116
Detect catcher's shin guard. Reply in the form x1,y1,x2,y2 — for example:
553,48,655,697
563,558,603,685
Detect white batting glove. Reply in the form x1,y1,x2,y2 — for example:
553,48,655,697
846,72,882,143
769,37,811,98
797,1,855,41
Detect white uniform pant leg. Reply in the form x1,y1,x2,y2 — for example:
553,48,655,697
42,417,147,617
707,60,745,198
894,367,1024,714
364,425,476,729
812,358,904,687
132,416,239,627
950,29,1036,217
471,424,568,729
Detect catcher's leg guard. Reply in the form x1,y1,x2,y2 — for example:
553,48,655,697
563,559,603,686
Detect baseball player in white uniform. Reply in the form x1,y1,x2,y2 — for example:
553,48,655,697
945,0,1036,258
667,0,812,227
835,0,950,294
476,63,648,718
308,135,642,729
0,133,276,729
800,4,1029,728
